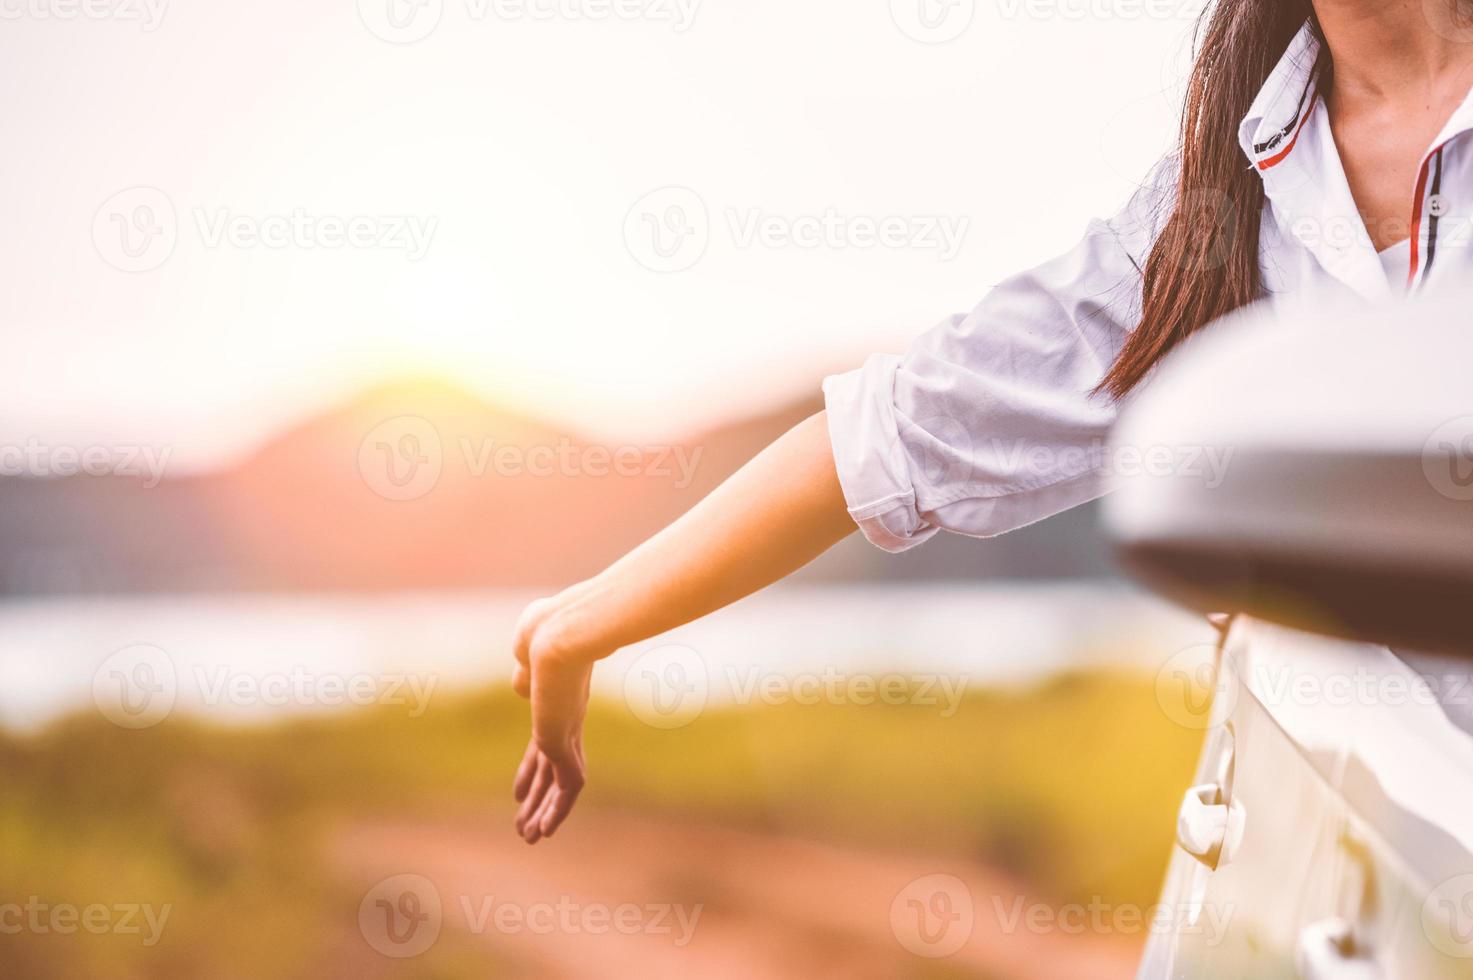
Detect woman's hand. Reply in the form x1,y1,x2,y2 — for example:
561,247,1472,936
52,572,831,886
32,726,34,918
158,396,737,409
511,592,596,844
508,413,855,845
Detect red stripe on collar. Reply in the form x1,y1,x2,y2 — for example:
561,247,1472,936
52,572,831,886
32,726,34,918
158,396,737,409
1407,141,1451,289
1256,96,1318,171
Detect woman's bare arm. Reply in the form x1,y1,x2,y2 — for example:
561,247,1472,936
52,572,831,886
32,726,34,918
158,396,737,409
510,411,856,843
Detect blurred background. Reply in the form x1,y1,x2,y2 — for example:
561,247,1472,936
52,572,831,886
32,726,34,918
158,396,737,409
0,1,1220,976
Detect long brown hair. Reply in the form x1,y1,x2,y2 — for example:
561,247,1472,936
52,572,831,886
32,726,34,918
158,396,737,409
1098,2,1326,398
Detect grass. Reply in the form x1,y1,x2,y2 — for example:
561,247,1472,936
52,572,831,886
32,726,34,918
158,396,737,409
0,670,1203,978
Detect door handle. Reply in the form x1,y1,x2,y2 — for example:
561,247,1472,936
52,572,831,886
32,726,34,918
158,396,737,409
1295,918,1383,979
1176,782,1244,870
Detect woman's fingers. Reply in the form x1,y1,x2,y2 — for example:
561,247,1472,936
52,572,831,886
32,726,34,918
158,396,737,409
513,735,586,844
511,602,595,843
510,598,549,701
512,740,539,801
523,788,558,845
514,763,546,834
514,755,551,835
515,742,586,844
522,758,583,843
539,760,584,839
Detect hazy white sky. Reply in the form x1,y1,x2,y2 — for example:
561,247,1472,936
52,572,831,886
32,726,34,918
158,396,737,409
0,0,1198,468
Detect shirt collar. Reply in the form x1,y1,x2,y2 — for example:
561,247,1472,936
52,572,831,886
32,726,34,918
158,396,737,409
1426,78,1473,157
1240,21,1473,168
1238,22,1323,172
1234,21,1473,300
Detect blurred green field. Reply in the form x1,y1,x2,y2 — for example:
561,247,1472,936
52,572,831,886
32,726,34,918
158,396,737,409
0,670,1202,979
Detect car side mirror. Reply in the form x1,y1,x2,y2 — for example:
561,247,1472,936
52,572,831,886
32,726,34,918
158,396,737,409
1103,290,1473,657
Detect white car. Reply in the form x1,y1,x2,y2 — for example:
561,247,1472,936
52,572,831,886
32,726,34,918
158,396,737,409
1104,291,1473,979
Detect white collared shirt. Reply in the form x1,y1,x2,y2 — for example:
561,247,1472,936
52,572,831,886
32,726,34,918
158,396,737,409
824,22,1473,553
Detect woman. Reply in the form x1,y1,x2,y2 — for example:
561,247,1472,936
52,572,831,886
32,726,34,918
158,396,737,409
510,0,1473,843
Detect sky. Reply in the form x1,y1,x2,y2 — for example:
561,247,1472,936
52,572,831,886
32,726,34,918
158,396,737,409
0,0,1200,470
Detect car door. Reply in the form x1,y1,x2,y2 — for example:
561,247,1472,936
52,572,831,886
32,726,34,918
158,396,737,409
1140,617,1473,979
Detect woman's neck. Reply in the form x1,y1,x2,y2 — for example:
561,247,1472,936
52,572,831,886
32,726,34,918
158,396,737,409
1312,0,1473,103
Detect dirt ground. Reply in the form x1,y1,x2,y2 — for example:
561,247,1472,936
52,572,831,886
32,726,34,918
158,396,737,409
331,810,1143,979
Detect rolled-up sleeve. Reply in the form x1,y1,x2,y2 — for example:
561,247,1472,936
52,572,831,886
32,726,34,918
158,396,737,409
824,160,1171,552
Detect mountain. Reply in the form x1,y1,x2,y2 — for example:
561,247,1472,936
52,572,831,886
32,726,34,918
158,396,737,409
0,380,1111,594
